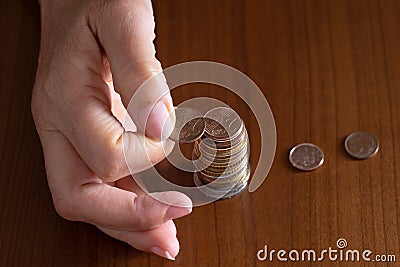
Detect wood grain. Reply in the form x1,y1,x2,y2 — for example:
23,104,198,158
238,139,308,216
1,0,399,266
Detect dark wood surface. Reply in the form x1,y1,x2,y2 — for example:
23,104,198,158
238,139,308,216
1,0,400,266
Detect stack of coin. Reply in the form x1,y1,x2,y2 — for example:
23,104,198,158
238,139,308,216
192,107,250,199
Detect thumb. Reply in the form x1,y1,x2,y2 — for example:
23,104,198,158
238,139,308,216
92,0,174,139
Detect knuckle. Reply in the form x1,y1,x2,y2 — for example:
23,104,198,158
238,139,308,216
131,195,163,230
96,159,120,180
78,113,127,180
31,81,59,131
94,0,152,25
31,84,46,120
31,94,40,123
131,196,151,230
52,196,77,221
134,214,150,230
95,140,126,180
114,0,152,18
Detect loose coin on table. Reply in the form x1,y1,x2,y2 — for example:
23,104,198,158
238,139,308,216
168,107,205,143
193,107,250,199
344,131,379,159
289,143,324,171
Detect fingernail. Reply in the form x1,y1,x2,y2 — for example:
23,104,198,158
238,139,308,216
165,205,192,221
164,94,174,111
150,247,175,260
138,101,174,140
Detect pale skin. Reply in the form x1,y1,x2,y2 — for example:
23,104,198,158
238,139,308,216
32,0,192,260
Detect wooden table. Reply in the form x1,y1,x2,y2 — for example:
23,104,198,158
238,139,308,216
1,0,399,266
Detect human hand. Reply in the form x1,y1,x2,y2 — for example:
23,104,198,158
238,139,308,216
32,0,191,260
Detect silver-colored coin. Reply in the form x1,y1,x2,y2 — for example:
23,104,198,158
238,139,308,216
169,107,205,143
344,131,379,159
289,143,324,171
193,167,249,199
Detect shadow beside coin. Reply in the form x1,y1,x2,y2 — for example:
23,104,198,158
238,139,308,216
154,142,197,187
339,134,357,161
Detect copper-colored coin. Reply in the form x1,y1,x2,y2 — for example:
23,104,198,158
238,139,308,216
169,107,205,143
201,126,245,148
202,158,248,177
198,135,247,158
193,142,248,169
344,131,379,159
289,143,324,171
178,118,205,143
